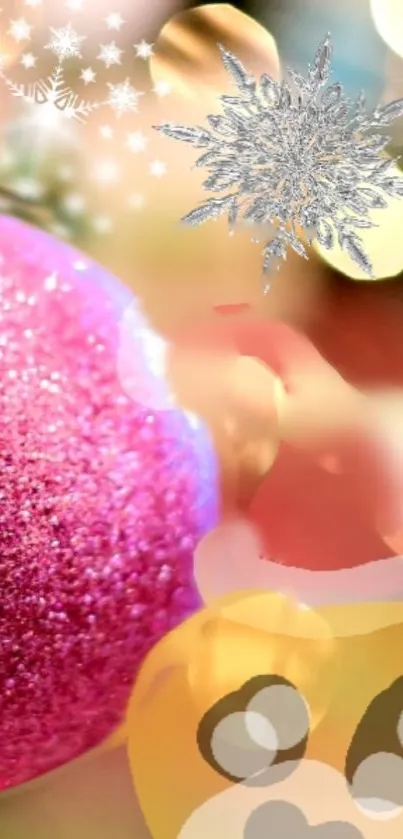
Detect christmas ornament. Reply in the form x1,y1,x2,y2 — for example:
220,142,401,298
0,215,218,791
155,35,403,286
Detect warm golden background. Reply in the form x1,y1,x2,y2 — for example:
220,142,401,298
1,0,403,837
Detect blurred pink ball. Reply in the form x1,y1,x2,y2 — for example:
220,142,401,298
0,216,217,790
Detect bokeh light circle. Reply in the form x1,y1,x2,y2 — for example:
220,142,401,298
370,0,403,59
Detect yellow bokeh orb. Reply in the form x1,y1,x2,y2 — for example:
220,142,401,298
370,0,403,59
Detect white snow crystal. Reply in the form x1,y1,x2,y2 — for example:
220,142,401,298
45,23,86,62
106,78,143,116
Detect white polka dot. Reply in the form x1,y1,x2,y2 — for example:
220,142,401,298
245,710,278,751
351,752,403,820
210,711,276,780
247,685,310,751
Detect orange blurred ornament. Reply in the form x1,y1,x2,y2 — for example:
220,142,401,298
128,590,403,839
150,3,280,103
127,589,338,839
186,591,336,729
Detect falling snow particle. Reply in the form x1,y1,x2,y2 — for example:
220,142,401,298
21,52,37,69
92,157,120,185
8,19,32,43
107,78,143,117
99,124,114,139
149,160,167,178
134,40,154,60
105,12,124,31
154,34,403,285
45,23,86,61
80,67,96,85
97,41,123,69
125,131,148,153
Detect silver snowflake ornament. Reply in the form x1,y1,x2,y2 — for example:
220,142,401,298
154,35,403,287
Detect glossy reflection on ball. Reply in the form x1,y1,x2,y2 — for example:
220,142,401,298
0,216,217,791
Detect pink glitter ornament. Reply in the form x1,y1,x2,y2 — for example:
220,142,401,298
0,216,218,791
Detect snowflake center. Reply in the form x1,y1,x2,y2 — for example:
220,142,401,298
155,37,403,283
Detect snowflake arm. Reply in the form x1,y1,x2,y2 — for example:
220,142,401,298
154,34,403,284
0,64,99,123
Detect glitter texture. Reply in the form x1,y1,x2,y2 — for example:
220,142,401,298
0,216,218,790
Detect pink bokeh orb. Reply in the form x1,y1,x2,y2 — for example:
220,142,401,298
0,216,217,790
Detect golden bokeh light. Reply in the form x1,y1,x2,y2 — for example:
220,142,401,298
150,3,280,103
370,0,403,59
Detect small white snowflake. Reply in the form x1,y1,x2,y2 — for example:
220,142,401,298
106,78,142,116
8,18,32,43
92,156,120,185
97,41,123,69
153,79,172,98
104,12,124,31
149,160,167,178
45,23,86,61
21,52,37,69
80,67,96,85
99,124,114,139
125,130,147,153
134,40,154,60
